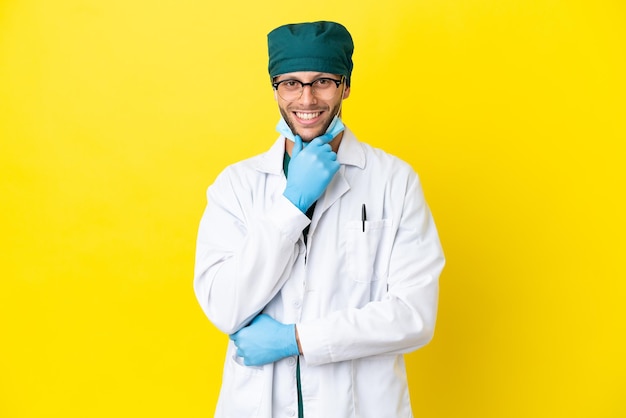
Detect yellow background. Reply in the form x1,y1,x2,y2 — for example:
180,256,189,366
1,0,624,416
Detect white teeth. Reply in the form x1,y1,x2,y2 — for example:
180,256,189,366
296,112,321,120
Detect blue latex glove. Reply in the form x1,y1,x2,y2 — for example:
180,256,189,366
283,133,340,213
229,314,299,366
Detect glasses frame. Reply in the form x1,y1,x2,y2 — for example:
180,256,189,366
272,76,345,102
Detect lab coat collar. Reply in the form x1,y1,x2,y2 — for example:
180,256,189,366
255,126,366,175
335,127,366,169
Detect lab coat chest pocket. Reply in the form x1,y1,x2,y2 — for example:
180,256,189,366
346,219,391,283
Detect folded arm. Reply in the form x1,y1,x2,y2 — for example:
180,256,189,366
193,168,309,334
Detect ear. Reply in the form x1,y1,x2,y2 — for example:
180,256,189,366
342,86,351,100
273,89,279,101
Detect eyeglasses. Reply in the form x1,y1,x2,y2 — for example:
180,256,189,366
272,76,345,102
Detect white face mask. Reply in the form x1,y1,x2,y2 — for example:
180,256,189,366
276,114,345,142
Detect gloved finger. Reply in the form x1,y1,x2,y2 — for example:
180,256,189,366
309,144,334,159
292,135,303,158
316,133,334,144
308,134,334,148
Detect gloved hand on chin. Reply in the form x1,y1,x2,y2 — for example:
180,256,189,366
283,133,340,213
229,314,299,366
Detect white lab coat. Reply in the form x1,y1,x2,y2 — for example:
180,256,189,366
194,127,445,418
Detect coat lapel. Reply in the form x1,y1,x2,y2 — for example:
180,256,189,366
309,128,365,234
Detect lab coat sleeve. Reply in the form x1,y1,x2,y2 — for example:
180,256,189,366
297,171,445,366
193,166,310,335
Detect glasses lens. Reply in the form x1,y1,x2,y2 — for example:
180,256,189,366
277,81,302,101
312,78,340,100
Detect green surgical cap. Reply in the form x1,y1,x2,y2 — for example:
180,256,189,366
267,21,354,86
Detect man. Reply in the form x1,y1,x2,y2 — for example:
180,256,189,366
194,21,445,417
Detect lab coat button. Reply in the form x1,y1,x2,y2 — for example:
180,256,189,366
287,357,296,366
292,299,301,308
287,408,296,417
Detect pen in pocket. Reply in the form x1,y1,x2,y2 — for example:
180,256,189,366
361,203,367,232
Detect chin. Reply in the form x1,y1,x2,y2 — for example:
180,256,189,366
296,129,327,142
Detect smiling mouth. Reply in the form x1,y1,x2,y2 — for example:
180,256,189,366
294,111,322,121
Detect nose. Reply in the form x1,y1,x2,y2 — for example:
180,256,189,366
299,84,317,105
